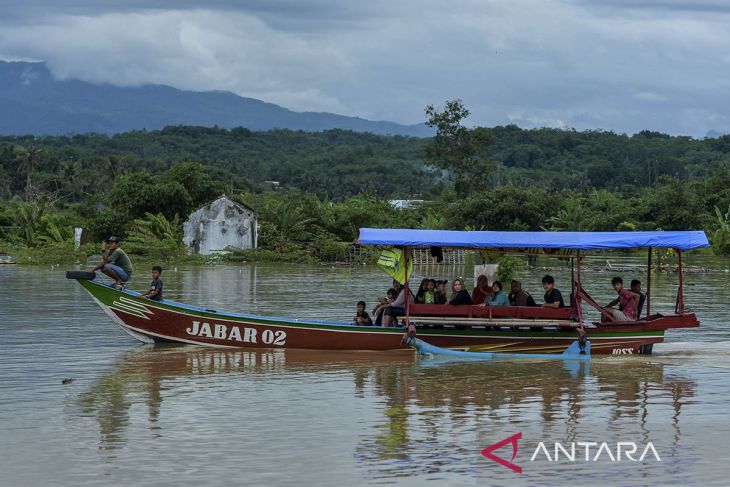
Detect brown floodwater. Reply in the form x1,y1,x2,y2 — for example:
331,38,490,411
1,256,729,486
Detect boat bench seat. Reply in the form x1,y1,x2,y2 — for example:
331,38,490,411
408,304,579,321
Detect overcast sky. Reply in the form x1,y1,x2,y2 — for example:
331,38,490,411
1,0,729,136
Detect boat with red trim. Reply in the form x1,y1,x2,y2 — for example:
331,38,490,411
67,229,709,355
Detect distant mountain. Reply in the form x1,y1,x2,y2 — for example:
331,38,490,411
0,60,433,137
706,129,726,139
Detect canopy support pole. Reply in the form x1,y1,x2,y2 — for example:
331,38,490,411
676,249,684,314
646,248,652,318
576,252,584,330
404,246,411,326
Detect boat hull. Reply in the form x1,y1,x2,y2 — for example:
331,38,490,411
77,279,692,356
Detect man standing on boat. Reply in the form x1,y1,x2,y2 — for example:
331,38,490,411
92,236,133,288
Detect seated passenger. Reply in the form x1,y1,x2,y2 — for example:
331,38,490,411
449,278,472,306
434,280,448,304
415,278,429,304
471,275,491,305
354,300,373,326
631,279,646,317
603,277,640,321
508,280,536,306
382,280,414,327
485,280,509,306
373,288,398,326
541,275,565,308
423,279,437,304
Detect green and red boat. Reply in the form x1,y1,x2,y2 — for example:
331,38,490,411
67,229,709,355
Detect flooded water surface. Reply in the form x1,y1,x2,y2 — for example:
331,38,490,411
1,257,730,486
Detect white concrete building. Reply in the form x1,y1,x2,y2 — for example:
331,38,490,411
183,195,257,255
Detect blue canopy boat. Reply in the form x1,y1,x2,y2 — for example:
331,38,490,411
66,229,709,355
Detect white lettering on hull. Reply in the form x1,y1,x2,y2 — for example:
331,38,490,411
612,347,635,355
186,321,285,346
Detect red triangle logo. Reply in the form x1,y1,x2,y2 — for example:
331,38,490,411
481,432,522,473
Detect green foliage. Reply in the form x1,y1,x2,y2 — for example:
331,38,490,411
224,245,317,264
711,205,730,256
2,122,730,262
261,194,318,250
495,256,527,283
425,100,496,195
107,171,192,223
324,195,413,241
13,241,94,265
643,177,707,230
124,212,187,261
4,198,73,246
470,250,527,282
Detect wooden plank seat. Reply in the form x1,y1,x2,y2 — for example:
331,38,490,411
400,304,587,330
407,316,596,329
408,304,579,321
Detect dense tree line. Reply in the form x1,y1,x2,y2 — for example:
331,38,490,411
1,114,730,262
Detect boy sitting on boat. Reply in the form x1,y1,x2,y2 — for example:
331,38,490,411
631,279,646,317
603,277,641,321
541,275,565,308
140,266,164,302
353,301,373,325
434,280,448,304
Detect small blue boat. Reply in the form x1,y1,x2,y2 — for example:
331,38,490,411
406,336,590,361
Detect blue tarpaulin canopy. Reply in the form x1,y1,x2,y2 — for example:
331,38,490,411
358,228,710,251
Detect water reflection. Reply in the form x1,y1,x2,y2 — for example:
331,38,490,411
79,346,696,480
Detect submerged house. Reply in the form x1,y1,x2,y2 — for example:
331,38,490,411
183,195,257,255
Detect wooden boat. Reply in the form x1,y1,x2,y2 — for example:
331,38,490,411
67,229,709,355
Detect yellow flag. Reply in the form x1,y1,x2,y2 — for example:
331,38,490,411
377,247,413,285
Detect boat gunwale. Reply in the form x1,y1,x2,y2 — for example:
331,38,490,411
80,279,668,338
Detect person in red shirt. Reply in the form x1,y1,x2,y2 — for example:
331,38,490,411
604,277,641,321
471,275,492,305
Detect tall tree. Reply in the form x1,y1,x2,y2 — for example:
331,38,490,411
424,100,495,195
13,145,42,202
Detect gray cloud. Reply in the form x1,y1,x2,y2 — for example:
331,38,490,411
0,0,729,136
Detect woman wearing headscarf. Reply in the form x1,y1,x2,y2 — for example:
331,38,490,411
449,278,473,306
509,280,537,307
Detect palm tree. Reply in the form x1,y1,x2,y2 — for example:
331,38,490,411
545,199,587,231
13,145,42,202
263,199,315,251
712,205,730,255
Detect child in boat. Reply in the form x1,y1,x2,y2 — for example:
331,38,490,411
415,278,429,304
483,280,509,306
140,266,163,301
382,280,413,327
541,275,565,308
354,300,373,325
434,280,448,304
423,279,436,304
373,287,399,326
631,279,646,317
449,278,472,305
603,277,640,321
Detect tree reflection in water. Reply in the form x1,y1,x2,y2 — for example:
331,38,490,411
78,346,695,481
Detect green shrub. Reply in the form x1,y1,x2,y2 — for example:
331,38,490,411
14,240,96,265
224,245,317,264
